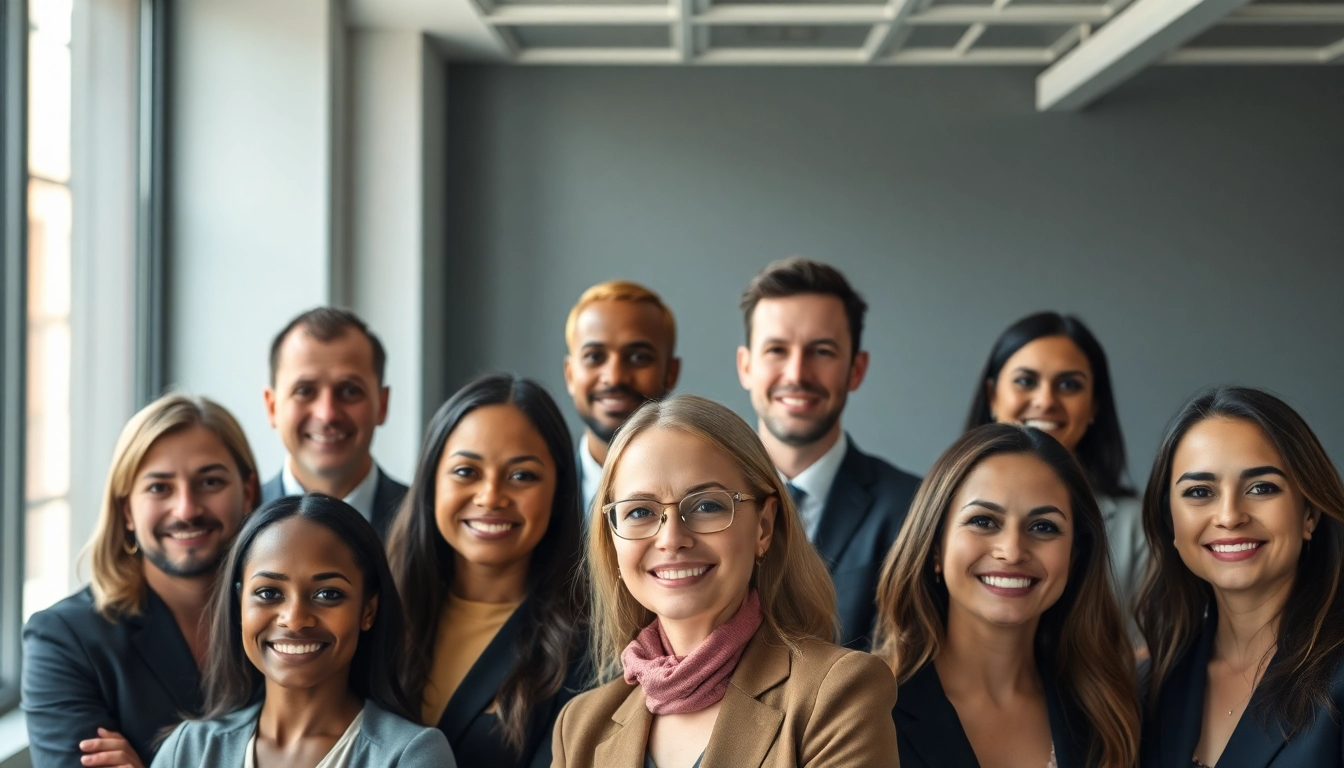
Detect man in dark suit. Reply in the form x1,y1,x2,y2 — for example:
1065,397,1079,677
736,258,920,650
563,281,680,518
262,308,407,540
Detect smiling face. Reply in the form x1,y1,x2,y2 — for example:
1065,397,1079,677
1168,417,1317,598
988,336,1096,453
123,425,254,579
564,300,679,445
435,404,556,575
264,329,388,489
240,517,377,693
736,294,868,449
608,427,776,635
939,452,1073,630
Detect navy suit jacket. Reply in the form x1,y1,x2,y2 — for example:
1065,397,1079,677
1143,614,1344,767
895,661,1091,768
260,464,407,541
815,439,920,649
22,586,202,767
433,599,588,768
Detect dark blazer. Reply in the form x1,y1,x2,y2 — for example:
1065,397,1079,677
1142,614,1344,767
433,600,587,768
816,438,920,649
22,586,202,767
894,661,1090,768
260,464,407,541
151,698,455,767
553,627,898,768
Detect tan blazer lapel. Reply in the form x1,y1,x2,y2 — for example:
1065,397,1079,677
701,631,790,768
596,685,655,768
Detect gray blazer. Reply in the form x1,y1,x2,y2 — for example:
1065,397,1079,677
151,699,456,767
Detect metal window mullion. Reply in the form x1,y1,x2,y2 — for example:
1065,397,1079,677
0,0,31,715
134,0,166,407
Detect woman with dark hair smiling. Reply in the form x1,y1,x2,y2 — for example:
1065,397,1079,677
387,373,588,768
966,311,1147,624
874,424,1139,768
151,494,454,767
1138,387,1344,767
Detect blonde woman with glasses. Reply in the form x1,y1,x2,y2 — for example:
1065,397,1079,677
552,395,898,768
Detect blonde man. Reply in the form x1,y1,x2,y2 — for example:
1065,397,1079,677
563,280,680,517
22,394,258,768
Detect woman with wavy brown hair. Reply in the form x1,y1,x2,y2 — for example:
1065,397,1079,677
554,394,896,768
874,423,1139,768
1137,387,1344,767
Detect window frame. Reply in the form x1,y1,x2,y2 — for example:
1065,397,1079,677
0,0,30,718
0,0,168,719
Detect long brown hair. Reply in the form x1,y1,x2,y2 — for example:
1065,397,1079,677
86,393,258,621
587,394,838,682
1137,386,1344,737
873,424,1139,768
387,374,586,755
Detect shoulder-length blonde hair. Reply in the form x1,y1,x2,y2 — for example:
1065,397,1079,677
86,393,258,621
873,424,1139,768
588,394,837,681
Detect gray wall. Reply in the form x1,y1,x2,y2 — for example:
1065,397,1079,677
444,65,1344,484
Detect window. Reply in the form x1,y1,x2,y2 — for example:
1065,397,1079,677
0,0,165,720
26,0,75,624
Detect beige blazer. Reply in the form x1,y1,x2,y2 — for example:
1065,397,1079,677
552,627,899,768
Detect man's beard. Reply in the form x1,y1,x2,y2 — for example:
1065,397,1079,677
583,386,662,445
760,381,848,448
143,544,225,578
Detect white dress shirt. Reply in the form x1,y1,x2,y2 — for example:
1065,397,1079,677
579,439,603,521
281,461,381,525
780,432,849,542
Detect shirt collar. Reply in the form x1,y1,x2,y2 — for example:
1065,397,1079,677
579,437,603,515
281,460,381,524
781,432,849,507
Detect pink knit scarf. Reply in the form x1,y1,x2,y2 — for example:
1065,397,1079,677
621,590,763,715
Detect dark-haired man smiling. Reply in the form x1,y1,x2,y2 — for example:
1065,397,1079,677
737,257,920,649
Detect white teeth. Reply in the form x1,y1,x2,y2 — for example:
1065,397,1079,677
1023,420,1063,431
271,642,322,655
654,566,708,580
307,432,348,444
168,530,208,540
979,575,1034,589
1211,542,1261,553
466,520,514,534
780,397,812,406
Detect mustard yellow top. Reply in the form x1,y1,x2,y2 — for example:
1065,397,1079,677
421,594,522,726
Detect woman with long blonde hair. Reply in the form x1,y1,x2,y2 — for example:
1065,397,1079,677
553,394,897,768
22,393,259,768
874,423,1139,768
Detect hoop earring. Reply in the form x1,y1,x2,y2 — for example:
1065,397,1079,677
123,536,140,556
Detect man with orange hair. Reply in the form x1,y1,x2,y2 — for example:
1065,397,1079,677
564,280,680,518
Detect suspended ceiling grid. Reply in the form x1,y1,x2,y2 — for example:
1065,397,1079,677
463,0,1344,66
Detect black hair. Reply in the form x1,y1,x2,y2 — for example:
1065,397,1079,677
1138,386,1344,738
387,373,587,754
965,311,1132,498
200,493,415,721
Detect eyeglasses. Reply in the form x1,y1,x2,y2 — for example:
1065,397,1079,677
603,489,756,541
